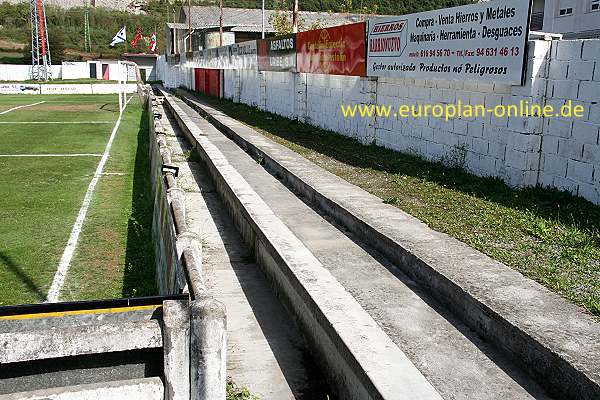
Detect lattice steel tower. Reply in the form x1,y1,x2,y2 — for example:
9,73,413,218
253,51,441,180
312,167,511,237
30,0,52,81
83,0,91,53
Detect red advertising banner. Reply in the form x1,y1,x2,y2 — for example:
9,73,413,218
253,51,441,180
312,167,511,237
296,22,366,76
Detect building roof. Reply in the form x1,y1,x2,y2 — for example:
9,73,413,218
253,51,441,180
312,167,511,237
123,53,159,59
179,6,378,33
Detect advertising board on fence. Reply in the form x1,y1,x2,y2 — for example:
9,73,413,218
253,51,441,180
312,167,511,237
297,22,366,76
0,83,40,94
230,40,258,70
204,47,219,68
217,46,232,69
366,0,531,84
40,84,94,94
258,34,296,72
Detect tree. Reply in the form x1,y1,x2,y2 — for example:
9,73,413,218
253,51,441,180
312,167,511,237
48,29,66,64
21,29,66,65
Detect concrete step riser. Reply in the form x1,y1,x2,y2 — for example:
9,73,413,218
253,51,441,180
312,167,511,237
175,90,600,400
162,91,444,400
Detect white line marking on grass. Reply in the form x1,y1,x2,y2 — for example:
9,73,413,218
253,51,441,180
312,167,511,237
0,101,45,115
45,96,133,303
0,121,115,124
0,154,102,157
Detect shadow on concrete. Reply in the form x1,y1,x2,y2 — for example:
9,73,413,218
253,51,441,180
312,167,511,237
0,251,45,302
166,102,334,399
0,349,162,394
177,93,551,399
122,106,157,298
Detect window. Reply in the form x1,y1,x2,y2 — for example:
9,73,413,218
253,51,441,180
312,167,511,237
591,0,600,11
559,7,573,15
558,0,575,16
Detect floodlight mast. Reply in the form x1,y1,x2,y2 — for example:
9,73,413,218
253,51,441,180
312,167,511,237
30,0,52,81
84,0,91,52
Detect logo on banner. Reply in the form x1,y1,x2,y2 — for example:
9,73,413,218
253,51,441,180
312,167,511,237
369,20,408,57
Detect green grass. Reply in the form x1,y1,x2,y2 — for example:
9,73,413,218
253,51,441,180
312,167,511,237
0,156,101,305
227,380,259,400
0,94,155,305
189,92,600,317
0,51,25,64
61,99,156,300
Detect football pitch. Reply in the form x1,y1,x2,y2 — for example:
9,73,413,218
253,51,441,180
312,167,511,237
0,93,156,306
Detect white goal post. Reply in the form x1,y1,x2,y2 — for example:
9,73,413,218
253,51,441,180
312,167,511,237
117,60,147,114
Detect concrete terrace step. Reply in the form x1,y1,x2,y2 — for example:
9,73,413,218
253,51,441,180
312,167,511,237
160,88,570,399
0,377,164,400
154,100,328,399
172,90,600,400
160,90,443,400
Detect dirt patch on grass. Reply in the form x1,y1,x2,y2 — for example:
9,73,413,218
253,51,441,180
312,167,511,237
35,104,102,112
0,38,25,50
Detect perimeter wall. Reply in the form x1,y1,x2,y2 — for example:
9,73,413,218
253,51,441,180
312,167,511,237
158,39,600,204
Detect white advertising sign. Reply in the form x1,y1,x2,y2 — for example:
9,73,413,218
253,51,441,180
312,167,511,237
216,46,231,69
203,47,220,69
0,83,40,94
230,41,258,70
40,84,94,94
367,0,531,84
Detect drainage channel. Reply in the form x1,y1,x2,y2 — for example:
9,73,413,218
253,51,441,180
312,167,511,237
160,88,560,400
154,96,331,399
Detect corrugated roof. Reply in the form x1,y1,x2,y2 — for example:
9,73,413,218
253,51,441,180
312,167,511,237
231,25,277,33
166,22,188,29
180,6,378,31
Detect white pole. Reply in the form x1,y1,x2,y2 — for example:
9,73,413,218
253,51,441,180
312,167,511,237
118,61,123,114
261,0,265,39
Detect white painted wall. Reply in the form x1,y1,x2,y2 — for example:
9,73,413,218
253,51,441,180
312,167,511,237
0,64,62,81
61,62,89,80
539,39,600,201
163,39,600,204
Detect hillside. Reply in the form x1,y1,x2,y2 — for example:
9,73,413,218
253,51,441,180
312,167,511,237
0,0,474,63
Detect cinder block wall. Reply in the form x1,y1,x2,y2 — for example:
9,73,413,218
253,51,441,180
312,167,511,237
162,38,600,204
539,40,600,202
238,69,261,106
263,71,296,119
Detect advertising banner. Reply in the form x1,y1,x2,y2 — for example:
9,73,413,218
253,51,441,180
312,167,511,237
297,22,366,76
191,50,204,68
258,34,296,72
366,0,531,84
230,40,258,70
216,45,231,69
0,83,40,94
40,84,94,94
204,47,219,68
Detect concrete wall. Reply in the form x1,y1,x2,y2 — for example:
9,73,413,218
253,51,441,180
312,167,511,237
61,62,89,80
239,69,261,107
0,64,62,81
161,39,600,204
304,74,376,143
157,55,191,89
539,39,600,201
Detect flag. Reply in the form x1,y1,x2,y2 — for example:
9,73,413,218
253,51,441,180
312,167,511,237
131,26,143,48
148,33,157,53
110,26,126,47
